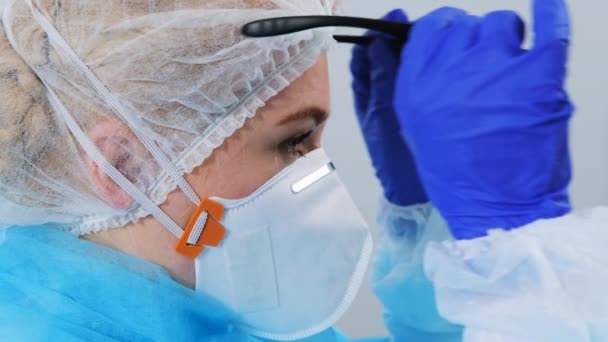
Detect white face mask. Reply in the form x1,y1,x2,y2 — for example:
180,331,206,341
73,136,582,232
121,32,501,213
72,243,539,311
194,148,373,341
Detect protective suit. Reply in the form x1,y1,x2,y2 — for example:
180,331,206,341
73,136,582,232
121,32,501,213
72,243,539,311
0,202,459,342
4,202,607,341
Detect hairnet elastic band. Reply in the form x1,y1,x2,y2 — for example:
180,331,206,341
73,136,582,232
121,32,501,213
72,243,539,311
46,87,185,238
24,0,201,206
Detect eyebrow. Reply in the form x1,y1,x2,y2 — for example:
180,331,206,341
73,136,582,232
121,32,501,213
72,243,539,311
276,107,329,127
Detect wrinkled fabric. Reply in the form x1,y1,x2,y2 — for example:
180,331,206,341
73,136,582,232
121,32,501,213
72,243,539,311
372,199,463,341
0,226,247,341
425,207,608,342
0,226,355,342
0,202,460,342
0,0,335,235
5,197,607,342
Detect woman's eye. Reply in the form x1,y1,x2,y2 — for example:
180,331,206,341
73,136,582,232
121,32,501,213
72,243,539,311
282,130,314,157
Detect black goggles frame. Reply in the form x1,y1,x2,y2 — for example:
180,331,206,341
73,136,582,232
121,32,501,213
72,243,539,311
242,15,412,45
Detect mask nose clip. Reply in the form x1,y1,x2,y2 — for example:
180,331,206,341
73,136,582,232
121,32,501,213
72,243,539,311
176,199,226,259
291,162,336,194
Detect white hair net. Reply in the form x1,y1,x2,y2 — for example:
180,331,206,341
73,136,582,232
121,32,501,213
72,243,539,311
0,0,336,236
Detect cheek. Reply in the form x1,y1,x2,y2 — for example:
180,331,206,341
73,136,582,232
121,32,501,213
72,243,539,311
192,145,286,200
216,171,264,199
232,152,290,198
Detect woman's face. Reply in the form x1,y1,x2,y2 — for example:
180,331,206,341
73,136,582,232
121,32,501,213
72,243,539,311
85,55,331,287
186,54,331,202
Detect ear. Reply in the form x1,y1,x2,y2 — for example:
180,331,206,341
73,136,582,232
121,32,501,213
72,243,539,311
87,120,136,209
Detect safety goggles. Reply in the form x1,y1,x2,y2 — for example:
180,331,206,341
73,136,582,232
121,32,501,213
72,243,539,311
242,15,412,45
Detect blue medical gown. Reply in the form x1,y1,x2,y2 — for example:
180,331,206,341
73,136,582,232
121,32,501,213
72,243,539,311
3,201,605,341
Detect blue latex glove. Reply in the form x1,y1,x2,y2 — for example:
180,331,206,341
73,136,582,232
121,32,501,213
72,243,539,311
350,9,427,207
394,0,574,239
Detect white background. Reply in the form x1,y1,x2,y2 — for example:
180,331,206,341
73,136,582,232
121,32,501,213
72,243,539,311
324,0,608,338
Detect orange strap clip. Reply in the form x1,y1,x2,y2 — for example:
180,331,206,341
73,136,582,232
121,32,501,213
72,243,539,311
175,198,226,259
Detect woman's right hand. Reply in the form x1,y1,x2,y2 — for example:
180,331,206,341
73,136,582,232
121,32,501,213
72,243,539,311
394,0,574,239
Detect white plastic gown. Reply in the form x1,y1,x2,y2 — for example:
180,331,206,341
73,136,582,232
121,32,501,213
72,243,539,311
376,199,608,342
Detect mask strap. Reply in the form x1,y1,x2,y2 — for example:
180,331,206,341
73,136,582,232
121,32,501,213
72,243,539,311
16,1,226,256
24,0,201,206
46,87,185,238
0,0,8,18
48,87,224,258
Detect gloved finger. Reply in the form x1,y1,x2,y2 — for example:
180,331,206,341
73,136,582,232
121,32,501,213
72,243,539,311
350,43,371,113
480,10,525,55
400,7,468,78
364,8,409,38
365,9,409,51
382,8,409,25
437,14,482,56
352,9,409,118
380,8,409,36
365,8,409,86
351,7,408,78
533,0,570,47
367,36,401,112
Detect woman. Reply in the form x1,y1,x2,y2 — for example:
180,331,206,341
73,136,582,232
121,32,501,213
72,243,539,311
0,0,606,341
0,1,445,340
